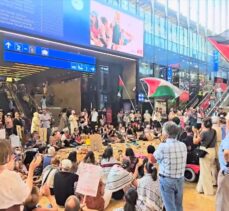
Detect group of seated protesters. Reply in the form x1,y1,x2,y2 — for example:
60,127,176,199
0,137,164,211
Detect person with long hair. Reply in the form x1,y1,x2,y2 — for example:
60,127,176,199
135,161,164,211
101,146,118,183
114,188,140,211
125,148,138,173
193,117,217,195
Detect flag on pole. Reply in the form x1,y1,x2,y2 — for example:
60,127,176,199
117,75,124,97
208,30,229,62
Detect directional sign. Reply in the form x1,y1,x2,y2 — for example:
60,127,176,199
14,43,23,52
4,40,14,50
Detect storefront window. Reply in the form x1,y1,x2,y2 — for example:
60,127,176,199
179,70,190,91
139,62,153,77
154,64,167,80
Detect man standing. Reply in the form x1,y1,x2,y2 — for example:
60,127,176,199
154,121,187,211
91,108,98,130
39,109,51,143
216,133,229,211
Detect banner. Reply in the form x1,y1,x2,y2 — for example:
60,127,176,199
76,163,102,197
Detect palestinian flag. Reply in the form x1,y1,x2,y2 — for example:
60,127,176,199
117,75,124,97
208,29,229,62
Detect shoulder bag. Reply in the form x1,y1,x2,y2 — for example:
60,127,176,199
196,130,216,158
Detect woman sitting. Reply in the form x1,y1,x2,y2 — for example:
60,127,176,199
125,148,139,173
135,160,164,211
100,146,118,183
105,158,134,201
76,151,106,211
114,188,140,211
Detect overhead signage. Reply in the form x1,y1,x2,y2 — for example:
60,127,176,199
3,39,96,73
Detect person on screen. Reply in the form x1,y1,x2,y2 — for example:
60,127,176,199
90,11,102,46
112,12,122,50
99,17,112,49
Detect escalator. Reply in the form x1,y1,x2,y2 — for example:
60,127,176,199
207,87,229,116
0,89,10,112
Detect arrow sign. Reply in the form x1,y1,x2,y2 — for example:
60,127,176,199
5,42,11,49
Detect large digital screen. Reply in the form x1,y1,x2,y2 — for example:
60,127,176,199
90,0,144,57
0,0,143,57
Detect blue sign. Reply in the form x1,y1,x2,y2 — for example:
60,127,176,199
3,39,96,73
138,93,145,102
213,50,219,72
167,67,173,82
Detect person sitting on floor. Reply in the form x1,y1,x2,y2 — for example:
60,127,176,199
53,159,78,206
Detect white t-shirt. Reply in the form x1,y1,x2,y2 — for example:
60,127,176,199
40,113,51,128
0,169,30,209
91,111,98,122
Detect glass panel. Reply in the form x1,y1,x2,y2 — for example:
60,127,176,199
160,17,166,38
155,15,160,36
199,0,207,27
169,0,178,11
139,62,153,76
129,1,136,14
121,0,128,11
190,0,198,22
180,0,189,17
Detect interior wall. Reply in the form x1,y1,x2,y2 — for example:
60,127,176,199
49,78,81,113
122,61,136,100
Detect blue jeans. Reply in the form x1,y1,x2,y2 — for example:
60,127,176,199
159,176,184,211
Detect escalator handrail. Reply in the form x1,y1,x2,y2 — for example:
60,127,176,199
183,94,198,110
207,87,229,116
195,92,211,109
6,84,24,116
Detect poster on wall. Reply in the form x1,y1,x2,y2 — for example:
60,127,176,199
90,0,144,57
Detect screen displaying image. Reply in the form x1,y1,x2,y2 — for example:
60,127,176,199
90,0,144,57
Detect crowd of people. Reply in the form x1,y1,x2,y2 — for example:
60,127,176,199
0,104,229,211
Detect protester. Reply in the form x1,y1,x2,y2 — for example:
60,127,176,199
100,146,118,182
135,161,164,211
53,159,78,206
0,139,42,210
23,185,58,211
193,117,217,195
64,195,81,211
153,121,187,211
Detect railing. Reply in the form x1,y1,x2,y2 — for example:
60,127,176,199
207,87,229,116
6,83,24,115
183,94,198,110
196,92,211,109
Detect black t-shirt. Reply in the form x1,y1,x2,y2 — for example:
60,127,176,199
54,171,78,206
183,135,197,152
13,118,23,135
200,129,216,148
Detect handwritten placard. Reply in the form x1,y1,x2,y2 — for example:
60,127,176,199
76,163,102,197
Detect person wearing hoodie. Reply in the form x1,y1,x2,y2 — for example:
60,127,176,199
31,112,40,134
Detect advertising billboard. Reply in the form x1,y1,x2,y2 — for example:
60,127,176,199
0,0,143,57
90,0,143,57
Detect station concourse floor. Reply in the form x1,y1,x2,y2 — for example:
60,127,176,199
106,182,216,211
40,141,216,211
40,183,215,211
